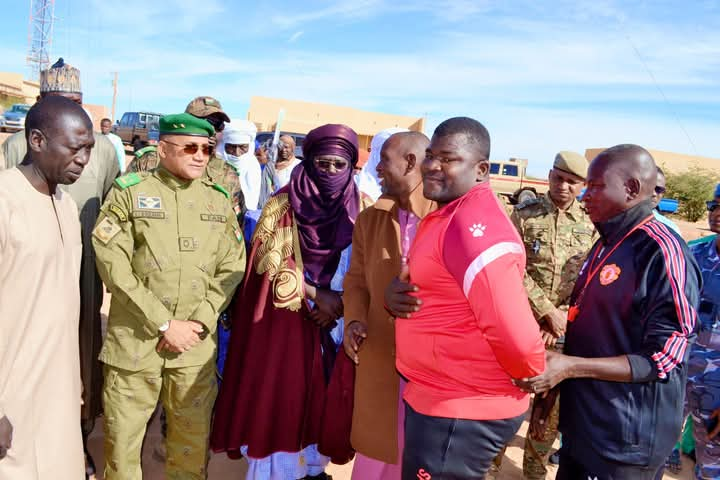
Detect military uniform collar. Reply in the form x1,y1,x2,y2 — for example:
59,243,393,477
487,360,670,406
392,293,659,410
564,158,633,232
154,167,194,190
544,194,584,220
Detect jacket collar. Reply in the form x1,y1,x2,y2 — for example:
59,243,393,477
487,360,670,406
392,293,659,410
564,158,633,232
372,180,436,219
154,166,194,190
543,194,585,221
595,200,654,245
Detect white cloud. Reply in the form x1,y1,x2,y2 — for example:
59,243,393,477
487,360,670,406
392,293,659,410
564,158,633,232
269,0,383,29
289,31,304,43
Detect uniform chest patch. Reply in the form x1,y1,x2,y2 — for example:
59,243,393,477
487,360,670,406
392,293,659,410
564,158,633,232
599,264,621,286
137,195,162,210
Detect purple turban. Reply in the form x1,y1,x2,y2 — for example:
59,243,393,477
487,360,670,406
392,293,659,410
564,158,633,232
289,124,360,287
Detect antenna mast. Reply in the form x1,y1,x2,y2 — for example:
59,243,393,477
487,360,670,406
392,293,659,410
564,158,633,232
26,0,56,81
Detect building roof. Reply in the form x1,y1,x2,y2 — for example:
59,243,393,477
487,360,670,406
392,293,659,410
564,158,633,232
585,147,720,174
248,96,424,137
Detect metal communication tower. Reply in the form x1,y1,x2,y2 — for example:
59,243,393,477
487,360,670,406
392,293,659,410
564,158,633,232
26,0,56,81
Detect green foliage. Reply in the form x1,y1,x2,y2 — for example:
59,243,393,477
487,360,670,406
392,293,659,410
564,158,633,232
665,165,720,222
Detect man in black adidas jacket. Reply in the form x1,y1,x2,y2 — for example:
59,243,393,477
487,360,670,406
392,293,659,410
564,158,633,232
516,144,700,480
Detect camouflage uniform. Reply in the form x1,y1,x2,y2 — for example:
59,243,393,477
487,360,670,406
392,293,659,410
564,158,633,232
688,235,720,480
124,146,160,173
510,194,596,479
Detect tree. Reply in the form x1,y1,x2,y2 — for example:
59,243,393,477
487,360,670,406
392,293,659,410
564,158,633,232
665,166,720,222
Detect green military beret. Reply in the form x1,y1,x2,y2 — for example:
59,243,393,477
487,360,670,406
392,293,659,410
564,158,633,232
553,151,588,180
159,113,214,137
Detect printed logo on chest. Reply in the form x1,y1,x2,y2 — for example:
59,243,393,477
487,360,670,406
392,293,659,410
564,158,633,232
599,263,621,286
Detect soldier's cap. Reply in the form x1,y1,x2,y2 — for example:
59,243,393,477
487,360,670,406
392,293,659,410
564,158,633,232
714,183,720,198
40,57,82,94
185,96,230,123
159,113,214,137
553,151,588,180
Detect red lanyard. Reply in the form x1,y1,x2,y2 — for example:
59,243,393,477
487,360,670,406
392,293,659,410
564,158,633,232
568,215,653,322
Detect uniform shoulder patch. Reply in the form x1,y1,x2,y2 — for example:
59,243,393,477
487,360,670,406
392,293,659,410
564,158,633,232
134,146,157,158
93,217,122,245
213,183,230,199
114,172,145,189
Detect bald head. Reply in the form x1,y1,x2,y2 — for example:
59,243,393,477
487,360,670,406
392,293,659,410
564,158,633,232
23,96,94,189
385,131,429,161
26,96,92,144
376,131,429,202
583,144,657,223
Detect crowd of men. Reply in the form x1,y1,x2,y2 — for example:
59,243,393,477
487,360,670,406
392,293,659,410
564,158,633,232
0,58,718,480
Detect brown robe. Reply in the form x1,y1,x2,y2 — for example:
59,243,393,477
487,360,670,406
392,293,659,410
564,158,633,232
342,183,435,463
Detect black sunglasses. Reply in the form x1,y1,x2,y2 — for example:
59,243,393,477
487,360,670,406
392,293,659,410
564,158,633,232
707,201,719,212
655,186,666,195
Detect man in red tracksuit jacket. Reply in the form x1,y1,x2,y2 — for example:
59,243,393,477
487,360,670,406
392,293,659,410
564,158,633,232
385,117,546,480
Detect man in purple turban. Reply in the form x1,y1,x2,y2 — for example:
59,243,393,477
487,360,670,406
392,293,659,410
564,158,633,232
212,124,363,480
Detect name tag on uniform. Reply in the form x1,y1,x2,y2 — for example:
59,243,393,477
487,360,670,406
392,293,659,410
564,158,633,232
137,195,162,210
133,210,166,219
200,214,227,223
179,237,199,251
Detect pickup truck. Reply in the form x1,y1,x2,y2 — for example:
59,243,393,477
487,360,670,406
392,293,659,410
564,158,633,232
113,111,162,150
490,157,550,204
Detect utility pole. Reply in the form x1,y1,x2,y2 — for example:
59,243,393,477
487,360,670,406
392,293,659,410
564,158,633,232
111,72,118,122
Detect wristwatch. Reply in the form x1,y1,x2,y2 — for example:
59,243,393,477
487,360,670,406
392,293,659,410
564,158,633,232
159,320,171,334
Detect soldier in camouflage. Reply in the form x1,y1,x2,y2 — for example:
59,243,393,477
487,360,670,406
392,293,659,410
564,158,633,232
93,113,245,479
509,151,596,480
686,184,720,480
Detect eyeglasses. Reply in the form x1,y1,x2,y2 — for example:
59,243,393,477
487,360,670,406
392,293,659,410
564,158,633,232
707,201,719,212
162,139,210,156
655,186,666,195
314,158,349,172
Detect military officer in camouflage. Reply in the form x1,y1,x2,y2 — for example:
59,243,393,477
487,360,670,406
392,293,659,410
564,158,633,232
93,113,246,479
510,151,596,480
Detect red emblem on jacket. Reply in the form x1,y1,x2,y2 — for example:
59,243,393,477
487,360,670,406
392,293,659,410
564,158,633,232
599,264,621,286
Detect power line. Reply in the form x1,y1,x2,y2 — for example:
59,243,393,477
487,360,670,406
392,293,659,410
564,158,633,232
623,32,700,156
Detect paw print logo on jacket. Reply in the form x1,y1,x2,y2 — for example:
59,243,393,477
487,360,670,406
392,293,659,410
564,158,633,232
469,223,487,237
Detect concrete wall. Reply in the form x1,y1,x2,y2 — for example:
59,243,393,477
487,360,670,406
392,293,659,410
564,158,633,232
248,96,425,150
84,104,110,131
585,147,720,174
0,72,39,105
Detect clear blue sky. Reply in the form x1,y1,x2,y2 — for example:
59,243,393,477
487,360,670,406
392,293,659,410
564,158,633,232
1,0,717,176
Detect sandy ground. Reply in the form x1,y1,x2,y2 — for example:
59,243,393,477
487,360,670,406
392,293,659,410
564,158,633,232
1,130,700,478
